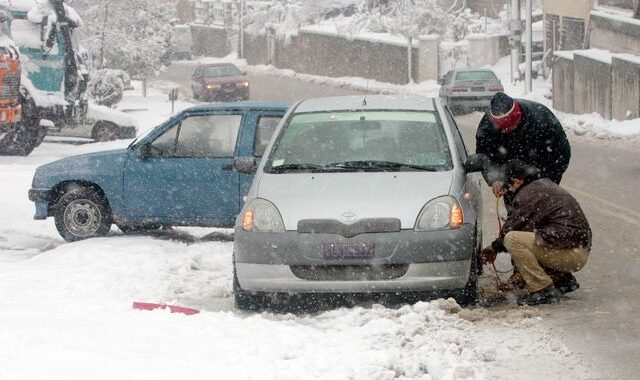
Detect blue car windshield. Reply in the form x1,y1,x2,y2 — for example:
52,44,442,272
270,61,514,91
265,110,452,172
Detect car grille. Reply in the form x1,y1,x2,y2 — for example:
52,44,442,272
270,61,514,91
297,218,401,238
2,74,20,98
290,264,409,281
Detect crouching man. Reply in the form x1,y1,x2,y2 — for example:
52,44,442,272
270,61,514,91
481,160,592,306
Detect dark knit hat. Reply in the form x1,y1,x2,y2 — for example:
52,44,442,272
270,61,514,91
489,92,522,132
490,92,515,116
504,160,540,183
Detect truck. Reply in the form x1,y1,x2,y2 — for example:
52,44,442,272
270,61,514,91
0,0,136,156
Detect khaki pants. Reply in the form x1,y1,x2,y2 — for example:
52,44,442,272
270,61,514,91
503,231,589,293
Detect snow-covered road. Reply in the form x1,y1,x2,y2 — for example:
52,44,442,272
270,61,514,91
0,84,600,380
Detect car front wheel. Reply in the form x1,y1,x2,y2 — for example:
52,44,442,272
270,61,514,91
54,188,112,242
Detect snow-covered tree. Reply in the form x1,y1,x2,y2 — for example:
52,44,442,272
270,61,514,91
68,0,174,80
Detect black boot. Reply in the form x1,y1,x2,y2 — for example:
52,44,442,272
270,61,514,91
518,285,562,306
554,272,580,295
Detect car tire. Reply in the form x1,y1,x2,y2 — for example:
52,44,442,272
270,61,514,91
233,263,265,311
0,120,40,156
453,254,479,307
117,223,162,234
91,121,120,142
54,187,112,242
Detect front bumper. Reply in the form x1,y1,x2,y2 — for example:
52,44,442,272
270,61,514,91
234,225,475,293
205,87,249,101
28,188,53,220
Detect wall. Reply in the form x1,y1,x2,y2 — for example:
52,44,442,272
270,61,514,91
552,53,574,114
589,12,640,55
245,30,418,84
190,25,229,57
573,52,612,119
467,34,509,68
543,0,593,20
611,56,640,120
467,0,508,18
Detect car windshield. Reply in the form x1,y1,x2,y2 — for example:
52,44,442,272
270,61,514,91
455,71,497,81
265,110,452,173
202,65,241,77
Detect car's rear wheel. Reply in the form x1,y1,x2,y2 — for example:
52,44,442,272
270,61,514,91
54,187,112,242
92,121,120,142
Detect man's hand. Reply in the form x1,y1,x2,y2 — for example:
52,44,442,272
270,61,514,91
480,246,498,265
491,181,506,197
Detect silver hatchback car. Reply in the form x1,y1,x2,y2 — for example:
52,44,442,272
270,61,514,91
233,95,483,310
438,69,503,114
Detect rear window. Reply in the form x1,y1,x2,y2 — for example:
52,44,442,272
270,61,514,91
266,110,452,172
202,65,241,77
455,71,497,81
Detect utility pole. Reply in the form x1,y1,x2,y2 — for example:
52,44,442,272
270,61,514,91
239,0,245,59
509,0,521,84
524,0,532,94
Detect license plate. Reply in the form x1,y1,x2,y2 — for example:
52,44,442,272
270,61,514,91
322,243,375,259
471,86,485,92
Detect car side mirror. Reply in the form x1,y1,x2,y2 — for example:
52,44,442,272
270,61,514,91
137,142,152,159
437,79,444,85
464,154,488,173
234,156,257,174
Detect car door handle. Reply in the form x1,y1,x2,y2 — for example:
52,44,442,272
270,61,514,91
222,163,233,171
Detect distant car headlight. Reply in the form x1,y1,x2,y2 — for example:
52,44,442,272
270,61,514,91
414,196,464,231
205,84,217,90
241,198,284,232
237,81,249,88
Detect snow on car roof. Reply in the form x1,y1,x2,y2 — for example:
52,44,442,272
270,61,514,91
295,95,436,113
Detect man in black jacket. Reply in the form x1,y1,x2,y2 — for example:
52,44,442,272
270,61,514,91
481,161,592,306
476,92,571,203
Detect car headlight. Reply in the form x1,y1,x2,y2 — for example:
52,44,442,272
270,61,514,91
205,84,217,90
237,81,249,87
414,196,464,231
241,198,284,232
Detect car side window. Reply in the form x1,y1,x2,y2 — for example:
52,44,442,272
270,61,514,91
444,108,468,161
444,71,455,84
254,115,283,156
150,125,178,157
172,114,242,158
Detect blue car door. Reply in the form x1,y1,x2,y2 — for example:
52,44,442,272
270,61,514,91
123,111,243,226
237,111,286,202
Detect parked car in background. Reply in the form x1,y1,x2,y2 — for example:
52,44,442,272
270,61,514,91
28,102,289,241
191,63,250,102
438,69,503,114
232,95,483,310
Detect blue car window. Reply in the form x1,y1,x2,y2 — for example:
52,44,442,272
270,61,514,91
150,125,178,156
174,114,242,157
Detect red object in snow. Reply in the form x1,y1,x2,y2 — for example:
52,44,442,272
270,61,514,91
132,302,200,315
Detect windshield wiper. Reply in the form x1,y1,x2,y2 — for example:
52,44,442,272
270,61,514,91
269,163,350,173
327,160,441,172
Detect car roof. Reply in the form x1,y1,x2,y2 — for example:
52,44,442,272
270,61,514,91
452,68,496,73
197,63,239,68
185,101,291,113
294,95,436,113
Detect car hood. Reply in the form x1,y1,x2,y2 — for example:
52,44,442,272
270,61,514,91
204,75,247,85
256,171,454,230
32,148,129,188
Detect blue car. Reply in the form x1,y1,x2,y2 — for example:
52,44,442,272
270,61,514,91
28,102,290,241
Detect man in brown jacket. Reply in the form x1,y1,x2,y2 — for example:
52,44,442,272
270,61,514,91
481,160,592,306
